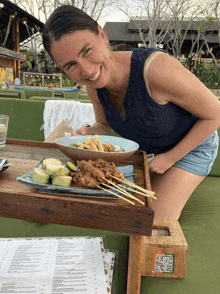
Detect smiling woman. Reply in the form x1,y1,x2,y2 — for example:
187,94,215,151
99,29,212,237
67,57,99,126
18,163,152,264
43,5,220,222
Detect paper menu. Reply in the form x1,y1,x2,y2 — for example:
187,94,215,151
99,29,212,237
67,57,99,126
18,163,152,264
0,237,115,294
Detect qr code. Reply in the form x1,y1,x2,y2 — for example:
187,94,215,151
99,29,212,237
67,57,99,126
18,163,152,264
154,253,175,273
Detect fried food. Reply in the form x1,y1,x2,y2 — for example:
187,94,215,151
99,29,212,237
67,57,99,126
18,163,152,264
94,135,104,152
77,143,91,149
72,171,100,189
85,137,99,151
102,142,116,152
91,158,124,179
75,135,117,152
70,159,124,189
77,160,105,181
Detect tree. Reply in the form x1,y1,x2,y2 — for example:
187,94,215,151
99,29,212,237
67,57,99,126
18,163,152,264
214,0,220,45
11,0,116,22
116,0,172,48
196,16,218,65
10,0,116,73
187,1,220,69
164,0,209,57
115,0,219,59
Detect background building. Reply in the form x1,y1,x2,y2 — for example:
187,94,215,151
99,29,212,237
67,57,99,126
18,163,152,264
103,20,220,58
0,0,44,87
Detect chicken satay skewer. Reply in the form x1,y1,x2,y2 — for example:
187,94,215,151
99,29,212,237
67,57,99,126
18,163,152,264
97,186,135,205
102,178,145,205
118,184,155,198
110,175,157,199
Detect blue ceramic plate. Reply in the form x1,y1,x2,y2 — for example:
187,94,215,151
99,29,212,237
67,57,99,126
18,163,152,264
55,135,139,163
16,158,136,199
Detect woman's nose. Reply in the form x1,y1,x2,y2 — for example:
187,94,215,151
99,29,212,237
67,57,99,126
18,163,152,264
79,60,94,78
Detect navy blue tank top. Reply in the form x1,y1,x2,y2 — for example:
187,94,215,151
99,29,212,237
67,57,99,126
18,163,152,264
96,48,199,155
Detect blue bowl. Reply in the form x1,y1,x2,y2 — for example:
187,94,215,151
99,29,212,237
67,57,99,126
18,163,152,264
55,135,139,162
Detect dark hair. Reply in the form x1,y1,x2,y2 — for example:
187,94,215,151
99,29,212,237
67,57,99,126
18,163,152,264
43,5,98,57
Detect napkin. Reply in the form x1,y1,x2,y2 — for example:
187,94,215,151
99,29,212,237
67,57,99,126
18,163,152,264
44,119,75,143
43,100,96,139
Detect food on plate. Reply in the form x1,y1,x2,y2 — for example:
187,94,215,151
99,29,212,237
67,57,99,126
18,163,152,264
32,157,124,190
30,158,155,203
66,161,77,172
71,158,124,189
32,158,74,186
42,158,62,170
64,166,71,176
69,135,119,152
94,135,104,152
102,142,116,152
52,175,72,187
32,167,50,184
46,164,65,176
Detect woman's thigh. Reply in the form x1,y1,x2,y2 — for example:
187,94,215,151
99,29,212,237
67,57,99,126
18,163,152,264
150,166,205,221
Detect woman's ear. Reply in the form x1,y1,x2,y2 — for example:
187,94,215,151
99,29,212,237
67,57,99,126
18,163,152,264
97,25,109,47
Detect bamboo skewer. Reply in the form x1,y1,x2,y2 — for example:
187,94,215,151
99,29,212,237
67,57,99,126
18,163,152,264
101,180,145,206
118,184,153,198
97,185,135,205
111,175,157,200
121,177,156,196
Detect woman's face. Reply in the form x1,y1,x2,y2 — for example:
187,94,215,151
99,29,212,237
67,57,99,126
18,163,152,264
50,26,111,88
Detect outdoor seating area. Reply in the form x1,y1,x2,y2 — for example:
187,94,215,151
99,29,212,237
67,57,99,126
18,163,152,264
0,127,220,294
0,88,91,102
0,94,92,141
0,84,220,294
0,83,219,293
1,0,220,293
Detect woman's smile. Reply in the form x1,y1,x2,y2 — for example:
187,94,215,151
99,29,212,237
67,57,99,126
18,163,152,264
89,67,101,81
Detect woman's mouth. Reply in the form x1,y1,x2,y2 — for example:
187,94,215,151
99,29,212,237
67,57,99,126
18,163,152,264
89,68,101,81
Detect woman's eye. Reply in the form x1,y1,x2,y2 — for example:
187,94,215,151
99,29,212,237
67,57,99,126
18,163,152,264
83,48,91,56
66,62,75,70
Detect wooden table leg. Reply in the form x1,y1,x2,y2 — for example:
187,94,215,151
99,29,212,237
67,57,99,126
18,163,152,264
127,234,144,294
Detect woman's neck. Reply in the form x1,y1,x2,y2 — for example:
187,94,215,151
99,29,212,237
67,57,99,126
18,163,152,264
104,51,132,96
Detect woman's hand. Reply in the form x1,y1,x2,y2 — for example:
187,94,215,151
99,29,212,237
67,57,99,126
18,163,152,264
71,126,92,136
148,153,175,174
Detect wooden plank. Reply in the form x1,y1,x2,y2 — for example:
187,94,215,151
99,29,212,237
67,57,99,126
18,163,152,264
143,151,153,209
127,235,144,294
0,191,153,236
0,46,27,61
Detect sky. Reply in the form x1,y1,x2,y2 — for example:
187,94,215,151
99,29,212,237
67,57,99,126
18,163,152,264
98,0,136,27
99,10,129,27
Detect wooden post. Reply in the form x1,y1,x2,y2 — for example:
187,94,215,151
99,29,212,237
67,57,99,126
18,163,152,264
12,16,20,80
142,220,188,279
127,235,143,294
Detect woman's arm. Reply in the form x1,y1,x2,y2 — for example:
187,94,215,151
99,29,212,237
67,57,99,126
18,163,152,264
145,52,220,173
71,86,113,136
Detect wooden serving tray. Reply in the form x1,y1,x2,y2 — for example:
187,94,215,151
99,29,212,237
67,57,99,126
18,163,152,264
0,138,155,294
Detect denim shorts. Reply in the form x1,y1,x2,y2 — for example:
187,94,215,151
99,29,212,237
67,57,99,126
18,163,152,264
173,130,219,176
